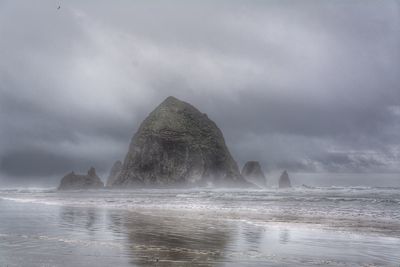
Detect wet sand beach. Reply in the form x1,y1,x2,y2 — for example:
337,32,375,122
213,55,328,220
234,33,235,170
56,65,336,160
0,188,399,266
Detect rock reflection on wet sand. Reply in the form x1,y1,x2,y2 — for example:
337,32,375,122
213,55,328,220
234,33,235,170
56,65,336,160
108,211,234,266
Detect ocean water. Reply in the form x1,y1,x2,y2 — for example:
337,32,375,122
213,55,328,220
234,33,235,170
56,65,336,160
0,187,399,266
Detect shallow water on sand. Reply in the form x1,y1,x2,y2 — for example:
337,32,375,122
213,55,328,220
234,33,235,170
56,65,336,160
0,188,399,266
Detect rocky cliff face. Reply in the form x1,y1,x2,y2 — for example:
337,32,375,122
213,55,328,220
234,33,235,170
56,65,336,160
58,167,104,190
112,96,247,187
241,161,266,187
279,170,291,188
106,160,122,187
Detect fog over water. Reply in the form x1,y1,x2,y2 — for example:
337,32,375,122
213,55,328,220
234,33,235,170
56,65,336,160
0,0,400,186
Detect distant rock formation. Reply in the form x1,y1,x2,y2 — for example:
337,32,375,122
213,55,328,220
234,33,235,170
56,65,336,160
106,160,122,187
58,167,104,190
112,96,248,188
279,170,291,188
241,161,266,187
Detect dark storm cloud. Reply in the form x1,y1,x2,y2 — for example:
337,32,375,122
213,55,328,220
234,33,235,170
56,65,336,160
0,0,399,185
0,149,92,177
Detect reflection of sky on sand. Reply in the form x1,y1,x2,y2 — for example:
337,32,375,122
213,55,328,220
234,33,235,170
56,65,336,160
0,199,399,266
107,211,400,266
279,228,290,244
235,223,400,266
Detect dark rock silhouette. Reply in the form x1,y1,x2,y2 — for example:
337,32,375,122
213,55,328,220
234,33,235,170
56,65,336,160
279,170,291,188
58,167,104,190
112,96,248,188
241,161,266,187
106,160,122,187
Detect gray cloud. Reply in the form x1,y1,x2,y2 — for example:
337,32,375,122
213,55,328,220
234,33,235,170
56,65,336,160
0,0,399,185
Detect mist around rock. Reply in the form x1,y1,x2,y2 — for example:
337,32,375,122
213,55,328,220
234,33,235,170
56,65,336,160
241,161,267,188
113,96,248,188
57,96,292,190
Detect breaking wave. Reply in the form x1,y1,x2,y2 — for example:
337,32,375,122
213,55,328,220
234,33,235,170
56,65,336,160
1,186,399,236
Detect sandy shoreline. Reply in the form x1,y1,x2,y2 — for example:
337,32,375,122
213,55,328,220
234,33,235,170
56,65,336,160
1,189,399,266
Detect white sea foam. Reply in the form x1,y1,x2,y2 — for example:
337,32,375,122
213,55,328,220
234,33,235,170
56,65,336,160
1,187,399,236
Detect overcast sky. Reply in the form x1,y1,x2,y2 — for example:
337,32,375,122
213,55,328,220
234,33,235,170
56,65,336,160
0,0,399,186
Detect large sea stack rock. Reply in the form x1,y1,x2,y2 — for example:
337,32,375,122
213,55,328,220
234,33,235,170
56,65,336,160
106,160,122,187
58,167,104,190
112,96,247,188
241,161,266,187
279,170,291,188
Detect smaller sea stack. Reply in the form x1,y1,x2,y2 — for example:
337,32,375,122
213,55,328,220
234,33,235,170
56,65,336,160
241,161,266,187
279,170,291,188
58,167,104,190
